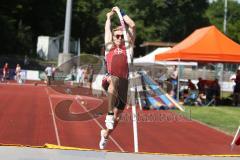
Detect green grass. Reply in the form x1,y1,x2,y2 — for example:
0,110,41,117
177,106,240,135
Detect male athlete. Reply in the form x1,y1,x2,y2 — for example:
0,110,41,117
99,6,135,149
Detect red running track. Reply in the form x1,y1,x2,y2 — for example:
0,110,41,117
0,83,240,155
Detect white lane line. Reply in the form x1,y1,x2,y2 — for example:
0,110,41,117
75,95,125,152
0,82,46,86
45,87,61,146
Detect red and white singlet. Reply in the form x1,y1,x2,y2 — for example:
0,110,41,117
106,44,128,79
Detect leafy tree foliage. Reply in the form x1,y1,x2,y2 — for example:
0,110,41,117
97,0,210,56
2,0,239,58
206,0,240,43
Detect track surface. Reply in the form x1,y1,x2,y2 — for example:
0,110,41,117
0,82,240,155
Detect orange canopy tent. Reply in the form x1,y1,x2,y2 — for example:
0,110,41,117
155,25,240,63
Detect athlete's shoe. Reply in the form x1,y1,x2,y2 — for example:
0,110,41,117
105,115,114,130
99,129,108,150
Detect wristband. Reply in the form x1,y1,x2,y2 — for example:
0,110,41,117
120,9,126,16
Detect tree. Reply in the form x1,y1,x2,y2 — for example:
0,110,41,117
0,0,211,57
98,0,209,56
0,1,23,54
206,0,240,43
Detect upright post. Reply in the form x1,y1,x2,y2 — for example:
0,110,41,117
223,0,228,34
63,0,73,53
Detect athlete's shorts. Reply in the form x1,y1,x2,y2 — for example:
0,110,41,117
115,76,128,110
102,75,128,110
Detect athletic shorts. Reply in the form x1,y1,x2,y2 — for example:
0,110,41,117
116,77,128,110
104,75,128,110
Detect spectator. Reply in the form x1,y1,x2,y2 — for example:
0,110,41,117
196,92,206,106
187,79,197,91
211,79,221,105
197,77,205,94
87,65,94,89
81,68,86,85
84,66,89,83
76,66,84,86
170,65,178,99
233,68,240,106
184,79,198,105
15,64,21,83
52,64,56,81
70,65,77,81
2,62,9,82
45,65,52,85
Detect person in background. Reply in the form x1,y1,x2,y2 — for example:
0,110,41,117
52,64,56,81
15,64,21,83
76,66,84,86
197,77,205,94
233,67,240,106
184,79,198,105
45,65,52,85
81,67,86,86
187,79,197,91
170,65,178,99
2,62,9,82
70,65,77,81
211,78,221,105
88,65,94,89
84,66,89,85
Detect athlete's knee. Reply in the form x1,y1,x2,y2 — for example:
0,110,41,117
108,76,119,86
108,77,119,94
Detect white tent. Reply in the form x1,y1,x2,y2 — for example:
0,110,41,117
134,47,197,66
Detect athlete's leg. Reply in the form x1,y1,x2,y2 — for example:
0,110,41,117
100,76,120,149
105,76,119,130
100,78,128,149
107,76,119,112
104,107,124,138
106,77,128,130
99,107,124,149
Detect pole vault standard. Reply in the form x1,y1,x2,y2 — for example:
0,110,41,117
63,0,73,53
115,9,139,152
223,0,228,34
58,0,73,70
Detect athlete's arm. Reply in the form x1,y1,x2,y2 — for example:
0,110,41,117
112,6,136,44
123,15,136,44
105,10,114,54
